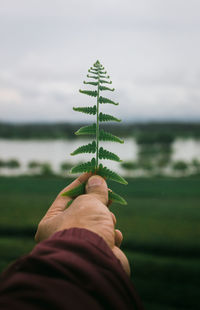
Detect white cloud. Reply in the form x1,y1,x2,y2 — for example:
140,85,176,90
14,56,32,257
0,88,21,103
0,0,200,122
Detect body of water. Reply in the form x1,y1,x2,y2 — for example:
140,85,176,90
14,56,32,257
0,138,200,176
0,138,137,175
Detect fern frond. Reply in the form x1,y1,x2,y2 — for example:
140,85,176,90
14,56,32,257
75,123,96,136
68,60,128,205
71,141,96,155
99,79,112,84
99,86,115,91
83,81,98,86
99,96,119,105
62,182,86,197
71,158,96,174
108,191,127,205
87,75,98,79
99,129,124,144
97,164,128,184
99,112,121,122
99,147,122,162
79,90,97,97
73,105,96,115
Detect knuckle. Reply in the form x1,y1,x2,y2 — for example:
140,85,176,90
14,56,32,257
75,193,106,209
75,194,99,205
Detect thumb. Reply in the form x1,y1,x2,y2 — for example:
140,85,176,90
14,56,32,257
85,175,108,206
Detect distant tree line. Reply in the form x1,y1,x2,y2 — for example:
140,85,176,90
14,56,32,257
1,157,200,177
0,122,200,139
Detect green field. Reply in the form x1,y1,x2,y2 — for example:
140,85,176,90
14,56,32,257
0,176,200,310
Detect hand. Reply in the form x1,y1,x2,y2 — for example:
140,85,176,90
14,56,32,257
35,173,130,275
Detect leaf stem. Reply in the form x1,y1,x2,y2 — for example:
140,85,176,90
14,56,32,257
96,66,100,169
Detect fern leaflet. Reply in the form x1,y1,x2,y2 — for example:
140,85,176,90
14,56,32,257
99,79,112,84
75,124,96,136
99,112,121,122
108,191,127,205
99,86,115,91
79,90,97,97
97,164,128,185
71,141,96,155
71,158,96,174
99,129,124,144
83,81,98,86
99,96,119,105
62,182,86,197
99,147,122,162
87,75,98,79
73,106,96,115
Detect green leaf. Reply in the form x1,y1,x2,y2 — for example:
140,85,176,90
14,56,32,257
75,124,96,136
87,75,98,80
71,158,96,174
73,105,96,115
99,75,110,79
66,199,74,207
99,86,115,91
89,67,98,72
71,141,96,155
108,191,127,205
99,96,119,105
99,147,122,162
99,71,107,75
99,79,112,84
88,70,98,75
79,90,97,97
83,81,98,86
99,129,124,144
62,183,127,205
62,182,86,197
97,164,128,185
94,60,103,68
62,184,127,206
99,112,121,122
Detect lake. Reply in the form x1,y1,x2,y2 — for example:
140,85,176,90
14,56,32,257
0,138,200,176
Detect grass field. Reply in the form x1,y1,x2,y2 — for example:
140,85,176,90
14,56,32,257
0,176,200,309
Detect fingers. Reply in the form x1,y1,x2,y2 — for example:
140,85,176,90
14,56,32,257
110,212,123,247
112,246,131,276
85,175,108,206
44,173,92,219
115,229,123,247
111,212,116,225
59,172,92,195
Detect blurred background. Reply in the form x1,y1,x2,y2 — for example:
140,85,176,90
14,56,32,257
0,1,200,309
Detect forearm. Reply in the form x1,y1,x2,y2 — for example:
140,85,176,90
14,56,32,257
0,228,143,310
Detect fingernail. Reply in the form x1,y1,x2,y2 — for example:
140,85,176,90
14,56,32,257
87,176,103,187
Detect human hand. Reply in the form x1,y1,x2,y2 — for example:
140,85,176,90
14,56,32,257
35,173,130,275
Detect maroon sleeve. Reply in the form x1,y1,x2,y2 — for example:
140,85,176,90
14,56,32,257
0,228,144,310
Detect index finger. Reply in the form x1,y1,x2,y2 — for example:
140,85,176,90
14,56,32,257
59,172,92,195
44,172,92,219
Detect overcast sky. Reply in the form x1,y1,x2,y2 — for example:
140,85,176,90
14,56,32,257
0,0,200,123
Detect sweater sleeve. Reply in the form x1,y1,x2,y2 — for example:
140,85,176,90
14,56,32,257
0,228,144,310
